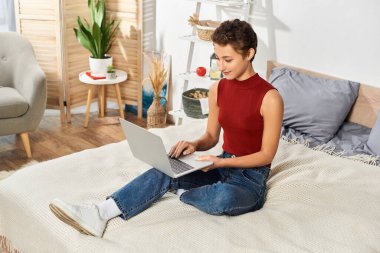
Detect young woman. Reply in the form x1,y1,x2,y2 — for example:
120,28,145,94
49,19,284,238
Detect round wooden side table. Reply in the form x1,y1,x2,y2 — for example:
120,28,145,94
79,70,127,128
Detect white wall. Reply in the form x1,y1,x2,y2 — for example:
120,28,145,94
154,0,380,111
266,0,380,86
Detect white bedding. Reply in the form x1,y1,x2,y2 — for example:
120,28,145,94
1,119,380,253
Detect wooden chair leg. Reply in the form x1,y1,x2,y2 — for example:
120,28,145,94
20,132,32,158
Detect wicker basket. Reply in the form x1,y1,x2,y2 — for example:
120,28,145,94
182,88,209,119
188,15,220,41
196,25,215,41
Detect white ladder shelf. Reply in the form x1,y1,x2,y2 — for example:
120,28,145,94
169,0,254,124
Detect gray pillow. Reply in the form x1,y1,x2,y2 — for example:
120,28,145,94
367,111,380,155
269,67,360,142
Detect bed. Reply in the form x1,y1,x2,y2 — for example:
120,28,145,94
1,61,380,253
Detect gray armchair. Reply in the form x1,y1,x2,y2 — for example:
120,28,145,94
0,32,46,158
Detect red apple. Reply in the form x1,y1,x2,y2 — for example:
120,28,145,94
196,67,206,77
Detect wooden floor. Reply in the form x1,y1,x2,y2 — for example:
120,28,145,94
0,110,149,171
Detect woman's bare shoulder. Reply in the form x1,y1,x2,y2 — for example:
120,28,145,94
261,89,284,115
264,89,283,104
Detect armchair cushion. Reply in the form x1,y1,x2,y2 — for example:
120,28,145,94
0,87,29,119
0,32,46,137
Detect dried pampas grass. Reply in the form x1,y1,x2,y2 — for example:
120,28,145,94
145,53,168,97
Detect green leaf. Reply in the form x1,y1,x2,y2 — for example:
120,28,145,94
77,17,91,34
101,20,112,53
83,18,91,31
104,21,120,53
88,0,95,25
77,17,93,41
76,17,97,57
95,0,105,27
92,22,102,58
74,0,119,58
109,20,120,40
74,28,96,57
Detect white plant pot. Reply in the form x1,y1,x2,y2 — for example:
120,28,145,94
89,56,112,75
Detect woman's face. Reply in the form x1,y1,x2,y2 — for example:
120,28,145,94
214,43,254,81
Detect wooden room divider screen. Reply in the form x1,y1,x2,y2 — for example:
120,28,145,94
14,0,143,123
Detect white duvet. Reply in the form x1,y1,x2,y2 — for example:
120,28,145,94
1,119,380,253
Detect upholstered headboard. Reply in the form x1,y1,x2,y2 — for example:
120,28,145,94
266,60,380,128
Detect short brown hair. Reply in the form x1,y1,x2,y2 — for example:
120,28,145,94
211,19,257,62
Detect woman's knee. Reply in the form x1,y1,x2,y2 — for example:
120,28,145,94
211,192,262,215
145,168,167,178
139,168,171,186
180,184,263,216
179,185,232,215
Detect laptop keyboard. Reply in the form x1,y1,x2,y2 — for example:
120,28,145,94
168,157,194,174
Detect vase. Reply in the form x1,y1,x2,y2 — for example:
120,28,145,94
141,51,170,117
89,55,112,75
147,97,166,128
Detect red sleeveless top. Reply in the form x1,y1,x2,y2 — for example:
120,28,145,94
217,74,275,156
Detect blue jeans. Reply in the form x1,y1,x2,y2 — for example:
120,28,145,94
110,151,270,220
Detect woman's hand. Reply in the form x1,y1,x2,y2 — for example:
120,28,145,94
168,140,197,158
196,155,222,172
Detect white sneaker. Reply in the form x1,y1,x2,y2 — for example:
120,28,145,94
49,198,107,237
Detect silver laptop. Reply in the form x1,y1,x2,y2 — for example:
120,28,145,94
120,118,213,178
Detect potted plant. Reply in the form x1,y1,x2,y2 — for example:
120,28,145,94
106,65,116,79
73,0,120,75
